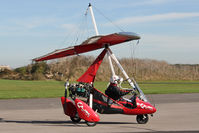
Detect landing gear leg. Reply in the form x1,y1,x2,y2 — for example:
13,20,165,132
136,114,149,124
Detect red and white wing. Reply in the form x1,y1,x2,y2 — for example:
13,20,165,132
33,32,140,62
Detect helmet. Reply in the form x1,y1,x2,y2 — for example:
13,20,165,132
110,75,119,84
110,75,123,84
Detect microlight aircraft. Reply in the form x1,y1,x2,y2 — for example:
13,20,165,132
33,3,156,126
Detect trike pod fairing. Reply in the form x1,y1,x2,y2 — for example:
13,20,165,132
33,3,156,126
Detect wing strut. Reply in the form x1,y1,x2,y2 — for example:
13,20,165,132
106,47,148,102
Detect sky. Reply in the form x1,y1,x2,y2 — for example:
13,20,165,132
0,0,199,68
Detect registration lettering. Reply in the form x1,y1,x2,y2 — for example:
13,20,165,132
77,102,91,117
137,103,153,110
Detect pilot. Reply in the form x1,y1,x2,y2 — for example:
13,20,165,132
105,75,132,100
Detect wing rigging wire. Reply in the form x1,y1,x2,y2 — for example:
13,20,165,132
129,41,156,105
130,40,139,79
59,4,130,52
72,14,90,46
58,16,87,49
59,7,91,50
92,5,124,32
49,8,91,67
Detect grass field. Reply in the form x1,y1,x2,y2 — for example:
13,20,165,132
0,79,199,99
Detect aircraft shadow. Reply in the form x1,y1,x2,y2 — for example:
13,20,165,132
0,118,136,126
98,121,136,124
1,119,68,124
1,118,198,132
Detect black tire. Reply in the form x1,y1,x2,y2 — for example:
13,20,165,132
86,121,96,127
70,114,81,123
136,114,149,124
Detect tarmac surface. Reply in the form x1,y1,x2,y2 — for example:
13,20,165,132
0,93,199,133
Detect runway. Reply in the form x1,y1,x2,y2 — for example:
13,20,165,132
0,93,199,133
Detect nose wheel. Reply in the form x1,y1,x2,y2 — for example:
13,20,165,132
136,114,149,124
70,113,81,123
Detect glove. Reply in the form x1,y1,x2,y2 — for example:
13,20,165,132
126,89,134,92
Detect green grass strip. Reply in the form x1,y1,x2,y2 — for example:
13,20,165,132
0,79,199,99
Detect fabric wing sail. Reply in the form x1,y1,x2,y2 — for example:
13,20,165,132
33,32,140,62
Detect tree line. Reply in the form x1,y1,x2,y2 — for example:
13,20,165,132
0,56,199,81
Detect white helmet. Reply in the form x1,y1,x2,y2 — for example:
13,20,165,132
110,75,123,84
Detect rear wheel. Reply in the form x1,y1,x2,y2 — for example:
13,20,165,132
70,113,81,123
136,114,149,124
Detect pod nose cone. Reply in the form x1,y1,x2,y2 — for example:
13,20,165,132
151,105,157,113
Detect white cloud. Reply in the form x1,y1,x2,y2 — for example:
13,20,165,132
141,34,199,48
0,17,59,31
105,0,170,9
61,23,79,32
0,17,64,37
131,0,169,6
15,17,55,29
112,12,199,25
108,33,199,64
135,34,199,64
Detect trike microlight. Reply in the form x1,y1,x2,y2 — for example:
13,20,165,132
33,3,157,126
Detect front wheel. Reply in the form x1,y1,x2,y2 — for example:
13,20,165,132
86,121,96,127
70,113,81,123
136,114,149,124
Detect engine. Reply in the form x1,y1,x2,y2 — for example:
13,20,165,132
68,83,92,98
